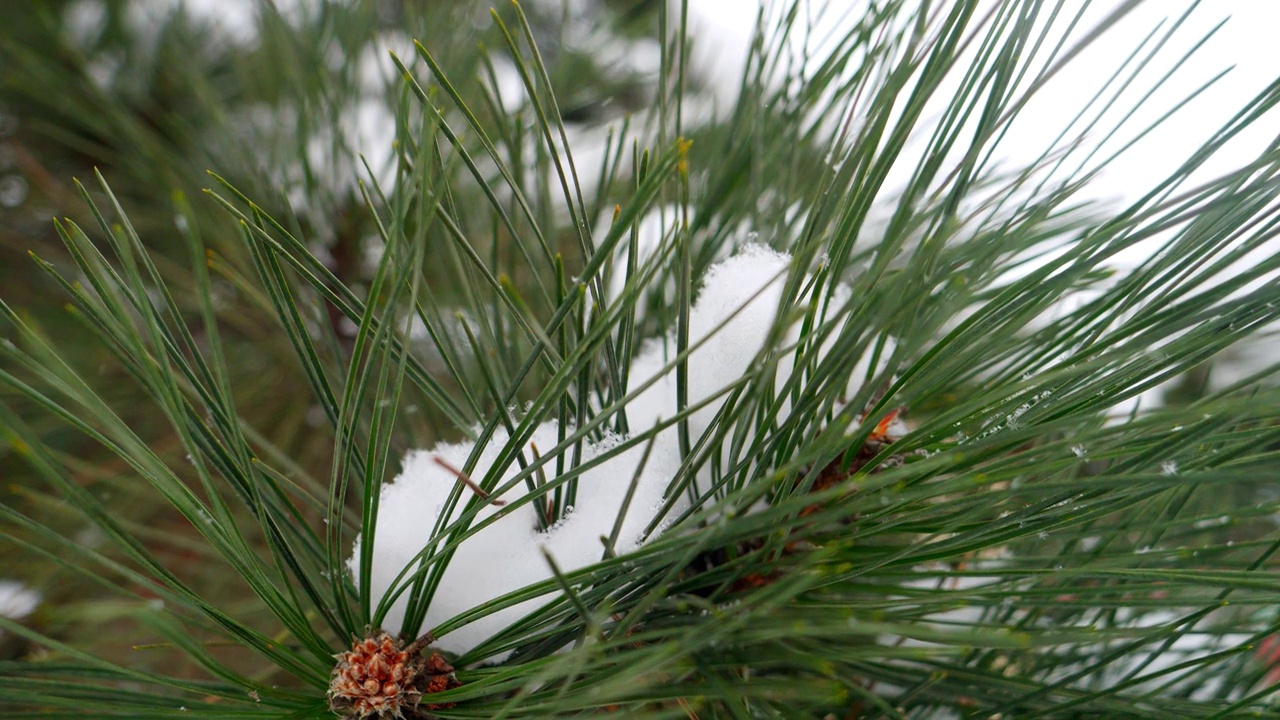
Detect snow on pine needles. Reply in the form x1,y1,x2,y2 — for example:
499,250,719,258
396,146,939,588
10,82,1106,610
351,243,891,656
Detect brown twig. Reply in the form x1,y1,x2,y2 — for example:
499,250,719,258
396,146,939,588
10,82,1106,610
432,455,506,506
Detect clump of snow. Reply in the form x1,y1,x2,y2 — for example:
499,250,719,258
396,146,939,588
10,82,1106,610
0,580,41,621
62,0,108,48
351,423,685,657
624,244,795,436
354,244,893,656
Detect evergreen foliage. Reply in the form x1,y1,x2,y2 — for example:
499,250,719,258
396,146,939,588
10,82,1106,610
3,1,1280,717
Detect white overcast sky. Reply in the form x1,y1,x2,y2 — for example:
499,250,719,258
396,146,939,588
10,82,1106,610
146,0,1278,207
684,0,1279,206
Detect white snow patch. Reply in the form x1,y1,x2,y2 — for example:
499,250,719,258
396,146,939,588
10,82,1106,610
351,423,685,657
0,580,41,621
1062,609,1253,702
355,244,893,655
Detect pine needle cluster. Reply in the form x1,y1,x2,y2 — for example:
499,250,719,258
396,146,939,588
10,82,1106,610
3,1,1280,718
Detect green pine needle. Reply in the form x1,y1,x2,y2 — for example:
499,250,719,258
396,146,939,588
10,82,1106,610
3,1,1280,717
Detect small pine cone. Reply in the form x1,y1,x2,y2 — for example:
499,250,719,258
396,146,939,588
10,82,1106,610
328,632,461,719
418,651,462,711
